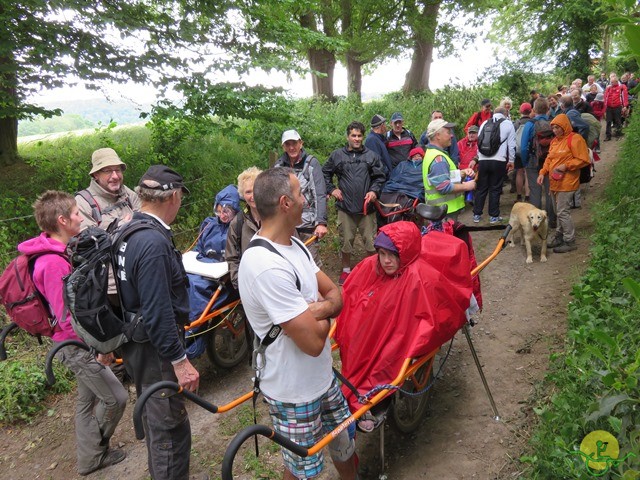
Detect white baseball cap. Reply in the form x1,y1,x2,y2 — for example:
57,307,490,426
281,129,302,145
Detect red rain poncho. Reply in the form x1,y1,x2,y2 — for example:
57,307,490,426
335,221,473,412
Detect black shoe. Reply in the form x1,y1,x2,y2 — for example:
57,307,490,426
604,137,611,141
547,235,564,249
79,449,126,476
554,241,577,253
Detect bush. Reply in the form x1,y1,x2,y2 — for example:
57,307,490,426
0,332,74,424
524,115,640,477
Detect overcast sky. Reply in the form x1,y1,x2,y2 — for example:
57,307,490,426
30,42,497,107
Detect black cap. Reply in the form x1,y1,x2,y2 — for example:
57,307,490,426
139,165,190,194
370,114,386,128
481,98,492,107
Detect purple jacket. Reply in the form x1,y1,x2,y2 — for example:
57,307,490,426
17,232,78,343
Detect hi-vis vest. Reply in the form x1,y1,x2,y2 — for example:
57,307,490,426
422,148,465,214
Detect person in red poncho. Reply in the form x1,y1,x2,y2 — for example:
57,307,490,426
335,221,475,432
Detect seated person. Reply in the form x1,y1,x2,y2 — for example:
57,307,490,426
379,147,425,223
185,184,240,359
335,221,474,431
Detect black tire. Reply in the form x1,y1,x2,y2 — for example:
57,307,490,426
391,361,433,433
205,306,249,369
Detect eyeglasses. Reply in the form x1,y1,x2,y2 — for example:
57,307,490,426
99,167,123,175
215,205,235,218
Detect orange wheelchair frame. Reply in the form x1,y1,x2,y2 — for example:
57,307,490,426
121,223,511,479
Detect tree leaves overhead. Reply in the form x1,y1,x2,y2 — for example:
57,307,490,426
489,0,605,77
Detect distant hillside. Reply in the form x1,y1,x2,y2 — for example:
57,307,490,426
18,98,152,137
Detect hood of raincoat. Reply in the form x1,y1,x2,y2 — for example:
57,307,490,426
214,185,240,213
550,113,573,139
376,221,421,273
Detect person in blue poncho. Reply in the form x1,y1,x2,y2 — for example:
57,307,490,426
185,184,240,359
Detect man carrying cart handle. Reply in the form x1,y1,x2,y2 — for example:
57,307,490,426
239,168,358,479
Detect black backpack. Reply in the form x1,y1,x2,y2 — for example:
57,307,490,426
478,118,506,157
63,220,161,353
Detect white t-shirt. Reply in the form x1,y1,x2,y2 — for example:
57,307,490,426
238,235,332,403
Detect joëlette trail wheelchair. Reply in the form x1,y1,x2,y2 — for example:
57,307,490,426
110,204,512,479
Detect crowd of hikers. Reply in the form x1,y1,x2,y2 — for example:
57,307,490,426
0,69,635,480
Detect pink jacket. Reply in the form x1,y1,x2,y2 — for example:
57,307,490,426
17,233,79,342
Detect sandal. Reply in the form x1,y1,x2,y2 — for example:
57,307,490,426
356,411,385,433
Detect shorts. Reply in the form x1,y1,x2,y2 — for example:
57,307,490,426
337,209,376,254
514,155,524,169
264,379,354,478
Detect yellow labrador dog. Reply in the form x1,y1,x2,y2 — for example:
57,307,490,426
507,202,548,264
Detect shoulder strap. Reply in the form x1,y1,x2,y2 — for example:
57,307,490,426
77,189,101,224
290,236,311,261
246,238,301,291
234,210,245,242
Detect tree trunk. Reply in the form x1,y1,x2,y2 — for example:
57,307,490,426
403,1,440,93
601,25,610,74
346,52,362,102
0,53,19,166
0,116,18,167
300,13,336,101
308,48,336,101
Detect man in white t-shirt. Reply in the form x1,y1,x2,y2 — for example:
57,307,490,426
239,168,358,480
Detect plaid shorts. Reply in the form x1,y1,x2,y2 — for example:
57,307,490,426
264,379,354,478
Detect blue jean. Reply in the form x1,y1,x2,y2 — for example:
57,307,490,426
473,160,508,217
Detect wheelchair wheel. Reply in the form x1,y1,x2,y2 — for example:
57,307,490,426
391,361,433,433
206,306,250,369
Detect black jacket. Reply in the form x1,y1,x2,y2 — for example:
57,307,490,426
322,146,386,214
116,212,190,362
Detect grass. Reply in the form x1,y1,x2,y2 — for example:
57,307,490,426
522,116,640,478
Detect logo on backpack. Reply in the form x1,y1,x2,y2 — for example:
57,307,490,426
478,118,506,157
0,253,63,337
63,221,159,353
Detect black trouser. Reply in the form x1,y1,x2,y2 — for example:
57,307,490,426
122,340,191,480
473,160,508,218
605,106,623,138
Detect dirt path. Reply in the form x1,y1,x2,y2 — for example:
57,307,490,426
0,138,620,480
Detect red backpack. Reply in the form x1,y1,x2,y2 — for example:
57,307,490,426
0,253,62,336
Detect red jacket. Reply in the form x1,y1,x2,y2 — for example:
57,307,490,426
457,137,478,169
335,222,472,412
590,100,605,121
604,82,628,109
465,110,492,133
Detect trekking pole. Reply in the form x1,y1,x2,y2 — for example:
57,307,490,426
462,323,500,421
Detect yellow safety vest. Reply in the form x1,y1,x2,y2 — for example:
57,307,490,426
422,148,466,214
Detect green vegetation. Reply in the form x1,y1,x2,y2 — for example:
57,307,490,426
523,116,640,478
0,331,74,423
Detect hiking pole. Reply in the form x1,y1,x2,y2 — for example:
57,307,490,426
462,323,500,421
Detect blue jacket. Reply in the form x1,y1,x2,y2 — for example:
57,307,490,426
365,130,393,175
520,114,549,168
562,107,590,141
383,159,425,201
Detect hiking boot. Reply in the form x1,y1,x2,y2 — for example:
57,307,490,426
547,235,564,249
489,216,503,225
79,449,126,476
604,136,611,141
473,214,482,223
516,195,522,203
524,196,530,202
338,271,350,286
554,240,577,253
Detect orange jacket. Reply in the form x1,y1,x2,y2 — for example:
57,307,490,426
539,114,590,192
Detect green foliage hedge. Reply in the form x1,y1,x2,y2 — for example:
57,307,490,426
524,117,640,478
0,332,74,424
